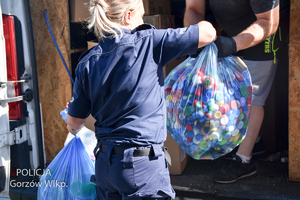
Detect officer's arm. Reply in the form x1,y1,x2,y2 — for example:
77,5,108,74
184,0,206,27
233,5,280,52
66,114,86,135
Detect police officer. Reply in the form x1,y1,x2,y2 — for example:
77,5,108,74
66,0,216,199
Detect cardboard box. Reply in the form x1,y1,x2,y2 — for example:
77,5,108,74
143,0,171,16
143,14,175,29
70,0,90,22
87,39,98,49
163,56,188,175
164,132,189,175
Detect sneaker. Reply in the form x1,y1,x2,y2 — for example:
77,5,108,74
212,155,257,183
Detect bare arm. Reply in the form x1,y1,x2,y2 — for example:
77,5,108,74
184,0,206,27
233,5,280,52
66,114,86,135
184,0,215,48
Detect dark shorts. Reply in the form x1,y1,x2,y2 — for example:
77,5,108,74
91,144,175,200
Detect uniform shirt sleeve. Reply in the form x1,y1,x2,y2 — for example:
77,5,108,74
67,66,91,119
152,24,199,68
250,0,279,14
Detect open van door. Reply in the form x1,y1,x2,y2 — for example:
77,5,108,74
0,3,12,199
0,0,46,199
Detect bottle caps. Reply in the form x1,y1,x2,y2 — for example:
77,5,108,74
213,111,222,119
165,56,252,160
220,115,229,125
230,100,238,109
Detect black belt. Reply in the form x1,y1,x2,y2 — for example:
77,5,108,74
98,145,172,165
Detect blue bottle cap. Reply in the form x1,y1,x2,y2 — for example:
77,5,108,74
180,99,187,107
173,128,180,135
242,70,250,79
202,96,209,104
187,131,194,138
240,97,246,107
240,128,246,135
226,120,233,127
169,102,174,109
230,119,237,125
228,113,235,121
192,112,197,119
183,89,189,96
245,78,251,87
234,91,241,99
191,144,198,150
205,89,213,98
234,109,241,117
187,117,194,124
196,134,203,141
242,107,248,114
223,132,232,140
178,82,185,90
188,85,196,93
199,117,206,123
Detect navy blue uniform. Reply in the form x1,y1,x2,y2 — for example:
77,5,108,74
68,24,199,199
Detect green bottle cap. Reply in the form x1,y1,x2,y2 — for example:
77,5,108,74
199,140,208,150
239,85,248,98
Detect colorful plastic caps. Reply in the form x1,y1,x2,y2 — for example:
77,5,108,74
164,44,253,160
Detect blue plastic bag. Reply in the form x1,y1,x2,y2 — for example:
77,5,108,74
165,43,253,160
37,135,97,200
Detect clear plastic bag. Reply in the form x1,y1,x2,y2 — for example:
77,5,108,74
165,43,253,160
37,135,98,200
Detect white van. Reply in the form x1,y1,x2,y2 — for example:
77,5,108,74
0,0,46,199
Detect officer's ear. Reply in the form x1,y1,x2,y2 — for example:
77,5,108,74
124,10,132,26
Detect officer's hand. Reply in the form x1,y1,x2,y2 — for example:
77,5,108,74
214,36,237,58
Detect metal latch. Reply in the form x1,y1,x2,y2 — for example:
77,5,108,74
0,74,31,87
0,96,23,105
0,89,33,105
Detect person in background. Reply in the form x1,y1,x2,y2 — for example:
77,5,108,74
66,0,216,199
184,0,280,183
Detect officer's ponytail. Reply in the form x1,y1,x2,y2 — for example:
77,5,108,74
88,0,141,39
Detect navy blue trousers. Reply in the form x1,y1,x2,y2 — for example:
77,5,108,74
91,144,175,200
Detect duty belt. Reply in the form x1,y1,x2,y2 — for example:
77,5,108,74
98,144,172,165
